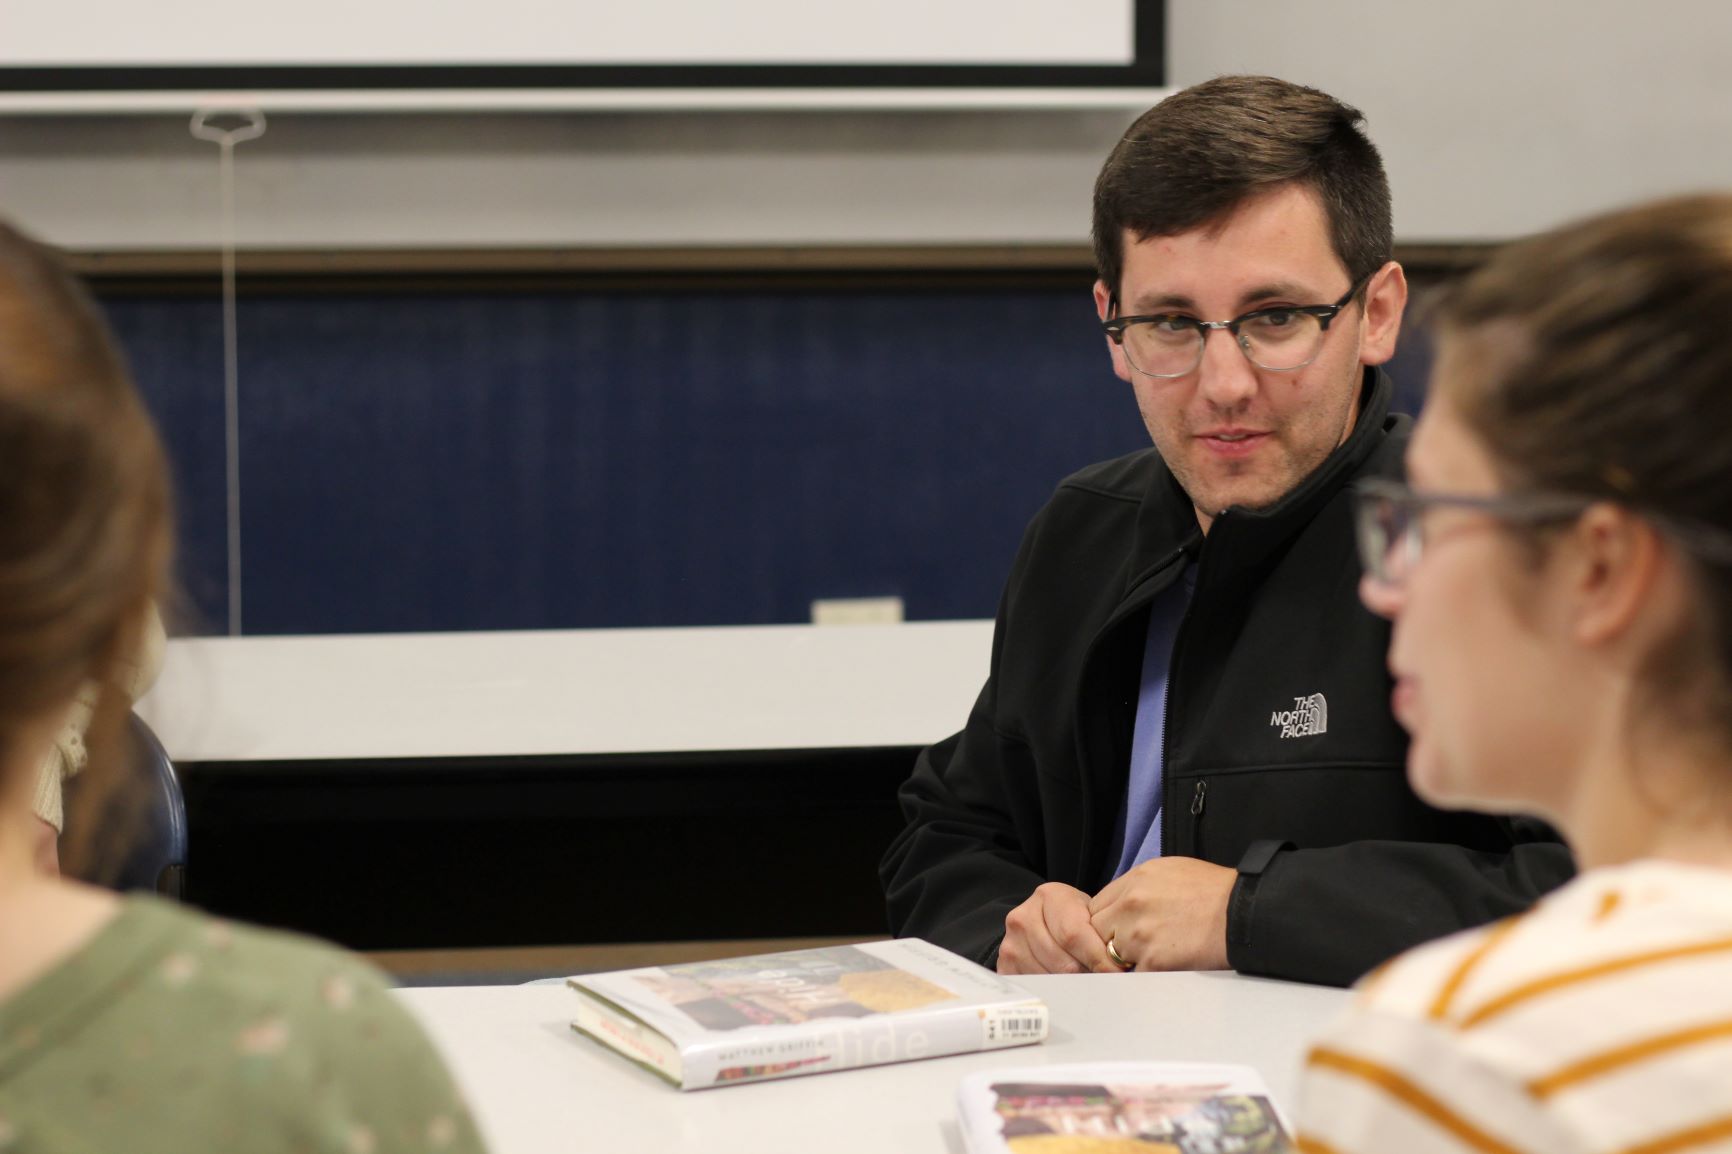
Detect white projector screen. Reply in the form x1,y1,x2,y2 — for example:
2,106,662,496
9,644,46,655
1,0,1163,91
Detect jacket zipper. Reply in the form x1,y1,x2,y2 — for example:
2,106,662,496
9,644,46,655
1161,528,1212,857
1189,780,1208,858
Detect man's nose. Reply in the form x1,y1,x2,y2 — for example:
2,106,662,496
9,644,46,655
1195,327,1258,410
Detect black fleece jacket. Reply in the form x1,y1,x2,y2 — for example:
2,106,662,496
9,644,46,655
880,369,1574,987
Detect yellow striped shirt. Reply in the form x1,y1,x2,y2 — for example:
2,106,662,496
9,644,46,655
1297,860,1732,1154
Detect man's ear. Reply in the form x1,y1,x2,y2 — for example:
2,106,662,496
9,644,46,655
1569,504,1670,650
1358,261,1409,367
1094,279,1132,384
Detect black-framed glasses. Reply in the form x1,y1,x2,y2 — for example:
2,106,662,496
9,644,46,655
1101,271,1374,379
1351,478,1591,588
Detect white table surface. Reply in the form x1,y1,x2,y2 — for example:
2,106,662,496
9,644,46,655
137,621,992,764
397,972,1348,1154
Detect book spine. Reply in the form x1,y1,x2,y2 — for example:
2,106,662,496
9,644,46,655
682,1000,1048,1090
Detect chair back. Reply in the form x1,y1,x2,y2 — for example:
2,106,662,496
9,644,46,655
61,713,187,898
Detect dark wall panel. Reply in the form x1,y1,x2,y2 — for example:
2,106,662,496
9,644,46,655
105,299,231,626
102,284,1434,636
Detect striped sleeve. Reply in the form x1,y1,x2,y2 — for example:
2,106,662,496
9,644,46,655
1298,1002,1584,1154
1297,864,1732,1154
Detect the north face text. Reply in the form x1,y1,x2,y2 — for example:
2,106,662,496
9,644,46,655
1271,693,1328,739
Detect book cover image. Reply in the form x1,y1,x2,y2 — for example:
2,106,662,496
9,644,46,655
985,1078,1290,1154
633,945,958,1032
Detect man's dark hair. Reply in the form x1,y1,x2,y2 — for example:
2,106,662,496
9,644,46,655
1092,74,1393,305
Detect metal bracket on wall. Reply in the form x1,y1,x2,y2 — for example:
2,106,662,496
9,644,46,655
189,109,266,636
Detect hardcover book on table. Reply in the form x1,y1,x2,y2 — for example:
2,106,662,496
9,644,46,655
565,938,1048,1090
957,1062,1293,1154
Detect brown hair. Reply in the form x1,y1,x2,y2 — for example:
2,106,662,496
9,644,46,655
1092,74,1393,305
1436,194,1732,736
0,220,173,872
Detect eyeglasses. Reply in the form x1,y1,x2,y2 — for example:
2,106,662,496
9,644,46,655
1101,272,1374,379
1356,477,1732,591
1351,478,1591,589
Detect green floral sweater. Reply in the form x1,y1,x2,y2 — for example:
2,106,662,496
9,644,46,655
0,896,487,1153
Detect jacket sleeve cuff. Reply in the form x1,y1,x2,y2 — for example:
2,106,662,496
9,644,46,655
1225,839,1293,968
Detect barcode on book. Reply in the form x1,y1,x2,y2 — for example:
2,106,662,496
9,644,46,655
980,1007,1049,1047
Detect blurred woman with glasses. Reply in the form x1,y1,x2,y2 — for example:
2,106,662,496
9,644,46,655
1297,194,1732,1153
0,220,488,1153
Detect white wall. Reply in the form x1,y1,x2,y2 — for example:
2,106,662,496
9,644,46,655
1,0,1728,251
0,110,1135,250
1169,1,1732,243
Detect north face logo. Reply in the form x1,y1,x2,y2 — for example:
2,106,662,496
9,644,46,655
1271,693,1328,739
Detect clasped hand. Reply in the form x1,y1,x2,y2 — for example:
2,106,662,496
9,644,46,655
995,857,1235,975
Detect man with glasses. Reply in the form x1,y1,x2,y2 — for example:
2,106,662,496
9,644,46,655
880,75,1572,987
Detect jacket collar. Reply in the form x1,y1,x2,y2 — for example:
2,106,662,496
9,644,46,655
1124,366,1396,596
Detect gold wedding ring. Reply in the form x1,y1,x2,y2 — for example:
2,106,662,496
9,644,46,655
1106,934,1133,971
